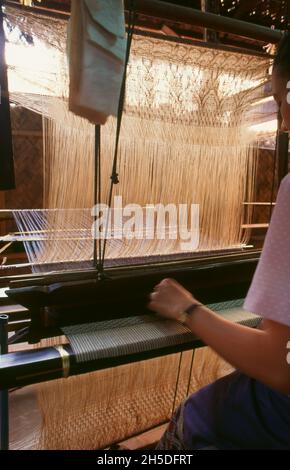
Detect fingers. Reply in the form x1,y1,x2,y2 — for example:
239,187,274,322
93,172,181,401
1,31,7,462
149,291,158,300
148,278,178,313
148,300,157,312
148,291,159,312
149,278,175,302
154,278,175,291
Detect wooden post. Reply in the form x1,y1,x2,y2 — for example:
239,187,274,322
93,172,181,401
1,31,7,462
201,0,219,43
0,314,9,450
276,130,289,185
0,0,15,190
0,194,6,236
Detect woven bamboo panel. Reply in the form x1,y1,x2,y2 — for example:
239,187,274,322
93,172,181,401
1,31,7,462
5,106,43,208
252,148,277,224
11,106,42,132
5,136,43,210
3,107,43,234
9,348,232,450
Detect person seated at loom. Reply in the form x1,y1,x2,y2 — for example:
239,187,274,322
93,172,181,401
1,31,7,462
149,33,290,450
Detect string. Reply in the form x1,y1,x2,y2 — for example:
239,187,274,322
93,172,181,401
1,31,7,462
4,8,277,272
100,1,136,271
186,350,195,398
269,127,279,220
171,352,183,416
94,125,103,277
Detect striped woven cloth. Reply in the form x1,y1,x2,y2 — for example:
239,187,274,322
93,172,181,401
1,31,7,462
62,300,261,363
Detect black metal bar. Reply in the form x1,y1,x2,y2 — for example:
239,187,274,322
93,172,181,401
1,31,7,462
5,249,261,288
0,0,15,190
93,125,102,274
5,255,258,315
0,314,8,450
0,345,64,390
0,339,205,391
276,131,289,185
0,301,261,391
128,0,282,43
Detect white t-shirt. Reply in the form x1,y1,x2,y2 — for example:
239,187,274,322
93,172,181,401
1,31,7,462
244,174,290,327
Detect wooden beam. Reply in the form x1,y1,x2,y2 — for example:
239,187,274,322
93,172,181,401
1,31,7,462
12,130,42,138
117,423,168,450
4,0,70,18
0,0,15,190
243,202,276,206
0,210,13,221
242,223,269,229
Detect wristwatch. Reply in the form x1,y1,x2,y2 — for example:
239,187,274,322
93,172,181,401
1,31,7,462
177,302,202,324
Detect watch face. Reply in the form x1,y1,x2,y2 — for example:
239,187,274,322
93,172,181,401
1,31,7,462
178,312,188,324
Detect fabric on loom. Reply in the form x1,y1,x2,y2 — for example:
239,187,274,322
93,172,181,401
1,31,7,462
33,351,198,449
4,8,277,270
62,306,261,363
244,174,290,327
68,0,126,124
62,315,194,363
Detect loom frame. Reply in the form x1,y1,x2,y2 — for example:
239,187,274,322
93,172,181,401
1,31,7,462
1,0,288,335
0,1,289,450
4,0,283,43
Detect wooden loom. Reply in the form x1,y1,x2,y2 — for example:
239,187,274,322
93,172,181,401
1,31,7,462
0,0,289,450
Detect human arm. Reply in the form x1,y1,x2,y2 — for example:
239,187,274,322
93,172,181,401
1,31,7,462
148,278,290,395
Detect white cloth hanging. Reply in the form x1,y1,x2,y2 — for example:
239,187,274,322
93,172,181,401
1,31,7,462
68,0,126,124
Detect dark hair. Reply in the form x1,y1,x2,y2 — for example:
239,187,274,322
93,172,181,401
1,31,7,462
273,31,290,77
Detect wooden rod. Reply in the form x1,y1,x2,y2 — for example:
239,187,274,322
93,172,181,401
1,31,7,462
276,131,289,184
4,0,70,18
243,202,276,206
242,223,269,229
0,314,9,450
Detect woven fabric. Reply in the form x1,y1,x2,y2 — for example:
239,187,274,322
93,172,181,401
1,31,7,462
62,315,193,363
207,298,244,311
62,302,261,363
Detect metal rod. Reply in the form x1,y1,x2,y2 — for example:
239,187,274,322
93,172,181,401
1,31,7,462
128,0,282,43
0,314,9,450
5,0,283,43
0,340,204,391
0,306,260,391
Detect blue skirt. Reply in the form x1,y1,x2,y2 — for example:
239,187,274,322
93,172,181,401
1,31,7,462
157,371,290,450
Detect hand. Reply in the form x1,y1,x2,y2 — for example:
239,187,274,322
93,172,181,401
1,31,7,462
148,278,197,321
